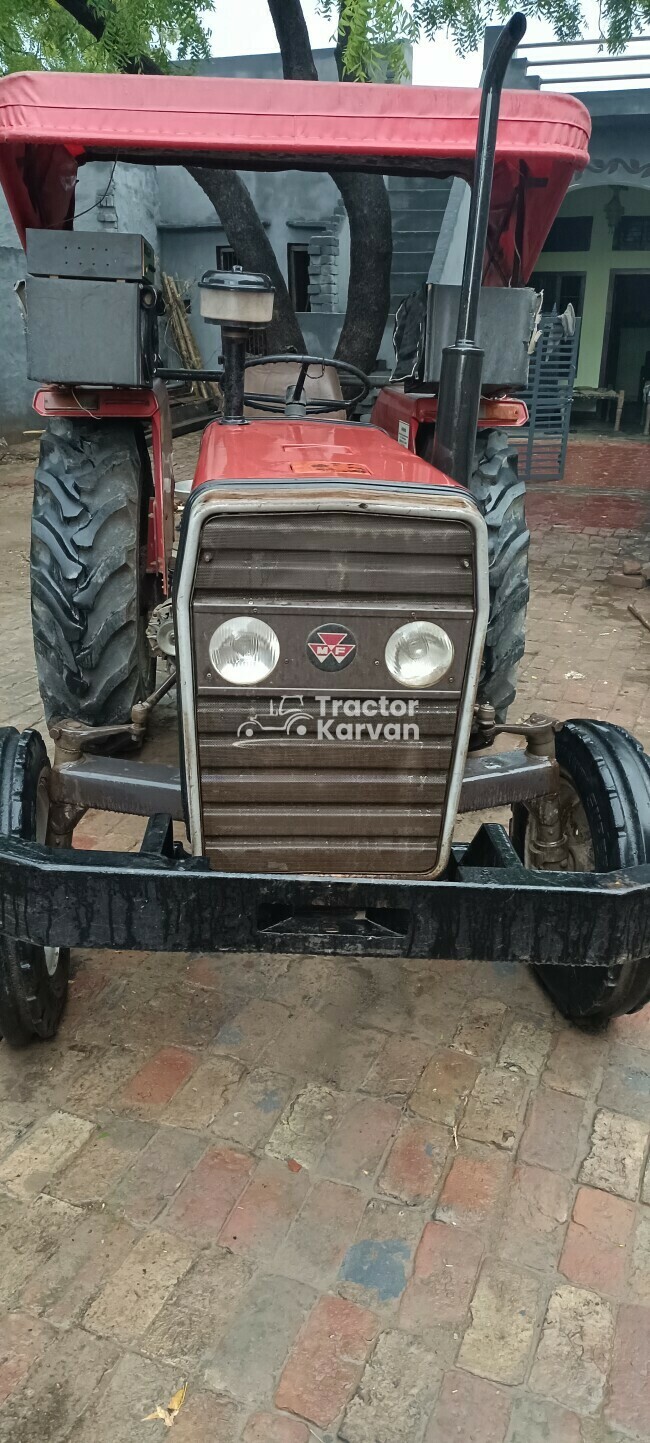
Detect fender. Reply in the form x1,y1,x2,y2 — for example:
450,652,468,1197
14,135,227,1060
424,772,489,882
372,386,528,456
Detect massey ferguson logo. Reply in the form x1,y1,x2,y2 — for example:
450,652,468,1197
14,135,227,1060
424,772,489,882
306,623,357,671
237,695,419,742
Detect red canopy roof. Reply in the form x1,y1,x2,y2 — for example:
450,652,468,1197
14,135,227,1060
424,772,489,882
0,71,590,283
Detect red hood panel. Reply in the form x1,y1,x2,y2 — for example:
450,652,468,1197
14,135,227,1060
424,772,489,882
193,419,462,490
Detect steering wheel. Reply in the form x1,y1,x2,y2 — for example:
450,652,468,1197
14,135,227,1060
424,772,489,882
242,353,372,416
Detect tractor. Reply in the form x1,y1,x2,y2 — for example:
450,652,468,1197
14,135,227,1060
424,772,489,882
0,15,648,1049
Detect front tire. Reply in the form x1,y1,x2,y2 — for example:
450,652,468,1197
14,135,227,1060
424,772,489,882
0,728,69,1046
31,418,156,730
512,719,650,1024
469,430,530,723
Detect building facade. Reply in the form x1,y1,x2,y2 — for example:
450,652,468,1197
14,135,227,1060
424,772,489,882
531,90,650,410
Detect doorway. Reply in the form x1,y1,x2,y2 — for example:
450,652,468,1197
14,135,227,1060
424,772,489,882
602,271,650,421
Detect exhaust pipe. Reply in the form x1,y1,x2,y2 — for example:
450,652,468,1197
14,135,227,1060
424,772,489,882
431,12,527,487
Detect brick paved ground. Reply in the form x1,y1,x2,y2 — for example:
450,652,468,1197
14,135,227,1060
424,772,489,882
0,433,649,1443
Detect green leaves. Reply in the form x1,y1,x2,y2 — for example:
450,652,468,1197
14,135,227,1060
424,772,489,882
318,0,419,78
417,0,582,54
319,0,647,65
94,0,210,70
0,0,209,74
0,3,95,72
0,0,647,80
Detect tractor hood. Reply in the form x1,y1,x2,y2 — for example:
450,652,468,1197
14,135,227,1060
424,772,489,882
192,419,463,491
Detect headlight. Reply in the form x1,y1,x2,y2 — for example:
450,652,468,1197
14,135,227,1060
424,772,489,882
209,616,280,685
385,620,454,688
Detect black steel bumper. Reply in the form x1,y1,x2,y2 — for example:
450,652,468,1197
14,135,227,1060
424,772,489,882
1,824,650,967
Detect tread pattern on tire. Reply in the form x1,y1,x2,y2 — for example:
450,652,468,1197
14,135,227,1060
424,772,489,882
31,418,155,728
469,430,530,723
512,719,650,1022
0,727,69,1045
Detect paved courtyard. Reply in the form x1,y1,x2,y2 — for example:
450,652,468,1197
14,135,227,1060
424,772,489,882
0,433,649,1442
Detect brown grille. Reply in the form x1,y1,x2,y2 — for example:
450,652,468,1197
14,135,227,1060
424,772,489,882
191,510,476,875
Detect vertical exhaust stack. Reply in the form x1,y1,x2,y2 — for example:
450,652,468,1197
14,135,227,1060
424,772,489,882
431,13,527,487
199,268,275,424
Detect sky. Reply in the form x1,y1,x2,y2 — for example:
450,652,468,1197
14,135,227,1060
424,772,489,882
207,1,650,91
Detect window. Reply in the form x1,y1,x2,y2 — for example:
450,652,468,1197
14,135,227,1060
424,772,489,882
216,245,237,271
531,271,586,316
543,216,593,254
287,243,311,312
613,216,650,252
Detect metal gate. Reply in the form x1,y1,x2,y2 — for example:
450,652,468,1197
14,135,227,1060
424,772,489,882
512,312,581,482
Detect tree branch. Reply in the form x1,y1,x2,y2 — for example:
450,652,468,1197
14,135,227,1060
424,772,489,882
55,0,161,72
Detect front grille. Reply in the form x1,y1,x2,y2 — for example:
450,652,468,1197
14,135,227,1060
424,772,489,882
191,509,476,875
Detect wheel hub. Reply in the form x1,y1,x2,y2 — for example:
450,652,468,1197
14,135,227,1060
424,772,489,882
522,770,594,874
147,599,176,660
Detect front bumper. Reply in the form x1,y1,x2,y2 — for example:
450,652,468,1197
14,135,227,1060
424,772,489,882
1,824,649,968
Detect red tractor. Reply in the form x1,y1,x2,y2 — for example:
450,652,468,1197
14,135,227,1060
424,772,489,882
0,16,648,1048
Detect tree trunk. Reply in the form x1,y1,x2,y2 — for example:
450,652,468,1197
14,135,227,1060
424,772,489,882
55,0,304,352
333,172,392,372
268,0,393,375
266,0,318,79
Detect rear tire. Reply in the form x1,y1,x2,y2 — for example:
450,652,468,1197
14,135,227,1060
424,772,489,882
512,719,650,1024
31,418,156,730
469,430,529,723
0,728,69,1046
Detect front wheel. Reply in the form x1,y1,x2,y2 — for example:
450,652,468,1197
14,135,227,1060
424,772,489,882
511,719,650,1024
0,729,69,1046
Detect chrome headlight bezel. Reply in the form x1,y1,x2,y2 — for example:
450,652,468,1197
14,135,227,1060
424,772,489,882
209,615,280,685
384,619,454,689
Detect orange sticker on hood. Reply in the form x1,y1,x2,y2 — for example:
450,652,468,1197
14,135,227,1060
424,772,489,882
289,461,372,477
